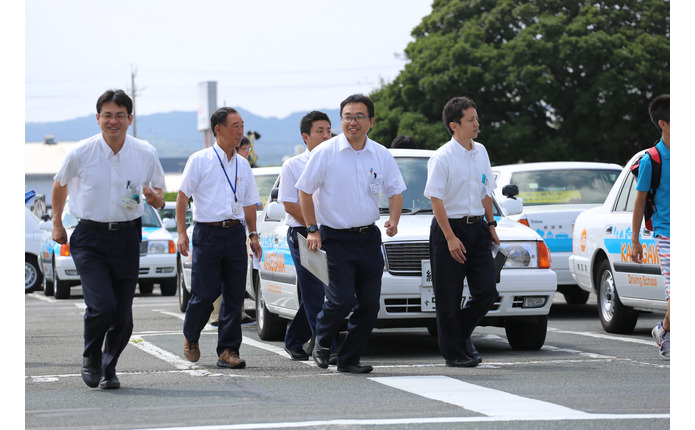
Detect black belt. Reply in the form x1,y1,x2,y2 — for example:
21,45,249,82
79,218,140,230
340,223,375,234
197,219,241,228
450,215,484,224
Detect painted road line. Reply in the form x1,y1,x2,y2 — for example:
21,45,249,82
547,327,655,346
370,375,590,419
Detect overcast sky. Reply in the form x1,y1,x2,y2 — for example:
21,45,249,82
24,0,433,123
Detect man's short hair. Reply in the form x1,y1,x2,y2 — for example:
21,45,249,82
649,94,669,130
210,107,239,137
442,97,477,136
238,136,250,148
96,89,133,115
340,94,375,118
300,111,331,136
391,135,418,149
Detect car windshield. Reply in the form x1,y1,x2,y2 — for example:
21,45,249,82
509,169,620,206
379,156,501,216
255,173,280,207
142,204,161,227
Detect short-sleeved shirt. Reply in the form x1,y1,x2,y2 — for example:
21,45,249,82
179,143,260,222
635,138,670,237
424,138,496,217
296,133,406,229
278,148,312,228
54,133,166,223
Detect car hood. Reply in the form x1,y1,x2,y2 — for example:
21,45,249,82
379,214,543,243
142,226,173,241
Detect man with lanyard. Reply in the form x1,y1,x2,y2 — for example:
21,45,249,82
279,111,333,361
52,89,167,389
424,96,500,368
176,107,262,369
297,94,405,374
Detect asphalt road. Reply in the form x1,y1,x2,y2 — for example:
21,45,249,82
25,287,670,430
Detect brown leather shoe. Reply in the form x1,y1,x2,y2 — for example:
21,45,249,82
184,339,200,362
217,349,246,369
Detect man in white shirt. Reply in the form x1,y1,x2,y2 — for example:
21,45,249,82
176,107,262,370
297,94,406,374
424,96,500,367
51,89,166,389
279,111,333,361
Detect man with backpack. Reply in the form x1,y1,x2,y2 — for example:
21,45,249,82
631,94,670,361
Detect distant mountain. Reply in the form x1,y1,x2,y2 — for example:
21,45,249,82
25,108,342,167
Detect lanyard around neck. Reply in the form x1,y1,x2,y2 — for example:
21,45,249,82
214,148,239,202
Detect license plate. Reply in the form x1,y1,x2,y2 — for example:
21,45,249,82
421,260,435,312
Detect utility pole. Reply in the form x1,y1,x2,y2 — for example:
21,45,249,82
129,65,140,137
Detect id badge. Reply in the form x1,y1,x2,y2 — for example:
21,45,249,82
369,178,382,194
119,194,138,210
232,200,243,216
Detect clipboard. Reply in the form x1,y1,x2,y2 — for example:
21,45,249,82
297,233,329,285
491,243,508,284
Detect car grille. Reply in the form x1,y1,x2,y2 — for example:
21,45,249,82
384,297,502,313
384,241,430,275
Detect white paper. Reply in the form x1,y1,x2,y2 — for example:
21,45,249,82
297,233,329,285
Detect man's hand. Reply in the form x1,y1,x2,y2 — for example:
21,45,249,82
52,224,68,245
447,236,467,264
143,185,164,208
631,241,644,264
177,232,190,257
384,219,398,237
307,231,322,251
250,236,262,260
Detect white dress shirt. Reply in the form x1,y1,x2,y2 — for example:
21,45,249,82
278,149,313,228
424,138,496,218
178,143,260,222
296,133,406,229
54,133,166,223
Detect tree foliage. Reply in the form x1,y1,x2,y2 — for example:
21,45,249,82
370,0,669,165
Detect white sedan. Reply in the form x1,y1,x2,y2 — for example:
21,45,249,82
493,162,622,305
253,149,557,350
569,151,666,333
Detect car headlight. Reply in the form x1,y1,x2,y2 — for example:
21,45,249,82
500,241,551,269
147,240,176,254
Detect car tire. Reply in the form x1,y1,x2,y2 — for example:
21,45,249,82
505,315,548,350
255,281,286,341
53,264,71,300
139,280,154,295
426,320,438,337
44,261,55,297
177,262,191,313
561,285,590,305
596,259,638,334
160,278,177,296
25,254,43,293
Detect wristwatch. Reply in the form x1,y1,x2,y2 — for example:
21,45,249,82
307,224,319,233
487,221,498,228
248,231,258,237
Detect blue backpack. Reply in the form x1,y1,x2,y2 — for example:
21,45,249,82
629,145,662,231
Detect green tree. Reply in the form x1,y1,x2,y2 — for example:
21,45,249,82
370,0,669,165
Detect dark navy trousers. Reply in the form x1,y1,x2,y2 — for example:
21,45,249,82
429,218,498,362
183,223,247,356
315,225,384,366
70,220,141,380
284,226,329,351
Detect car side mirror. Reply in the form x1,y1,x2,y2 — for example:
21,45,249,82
502,184,519,198
266,201,285,222
162,218,176,230
270,188,279,202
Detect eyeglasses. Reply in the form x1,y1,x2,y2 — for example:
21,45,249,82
99,113,130,120
341,115,369,123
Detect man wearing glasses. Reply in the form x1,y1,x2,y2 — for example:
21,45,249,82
51,89,166,389
297,94,405,373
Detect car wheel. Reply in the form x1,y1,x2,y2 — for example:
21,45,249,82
53,263,71,299
44,261,55,297
160,278,177,296
255,282,286,341
597,259,638,334
426,320,438,337
504,315,548,350
561,285,590,305
177,263,191,313
25,254,43,293
138,280,154,295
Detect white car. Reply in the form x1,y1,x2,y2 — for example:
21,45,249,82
39,202,178,299
493,162,622,305
569,151,667,333
253,149,557,350
25,207,45,292
177,166,281,313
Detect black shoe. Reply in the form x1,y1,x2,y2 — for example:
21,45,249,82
284,346,310,361
210,320,219,327
445,354,481,368
240,316,256,325
81,355,102,388
337,362,373,374
463,338,481,362
99,375,120,390
329,352,339,366
313,343,330,369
